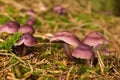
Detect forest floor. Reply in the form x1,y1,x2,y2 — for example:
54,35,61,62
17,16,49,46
0,0,120,80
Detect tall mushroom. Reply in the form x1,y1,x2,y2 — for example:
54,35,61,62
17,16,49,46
14,33,37,56
72,43,95,67
82,31,109,71
0,21,20,34
50,31,81,59
82,31,109,55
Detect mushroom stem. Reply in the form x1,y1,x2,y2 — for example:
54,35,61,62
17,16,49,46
22,45,28,56
63,43,74,60
84,59,93,67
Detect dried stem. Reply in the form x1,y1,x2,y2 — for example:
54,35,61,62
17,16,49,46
96,51,105,73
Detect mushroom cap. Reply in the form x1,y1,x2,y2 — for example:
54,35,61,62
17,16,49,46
53,5,63,14
16,33,37,46
50,31,81,47
18,24,35,34
26,9,35,16
53,5,67,15
72,43,94,59
94,44,109,55
0,21,20,34
26,18,36,26
83,31,108,47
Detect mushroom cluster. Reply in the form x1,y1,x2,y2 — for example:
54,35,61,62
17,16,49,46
50,31,109,67
0,8,109,67
0,9,37,56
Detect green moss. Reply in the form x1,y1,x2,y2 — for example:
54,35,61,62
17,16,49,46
78,65,89,74
41,75,47,80
0,15,10,24
7,56,18,66
0,32,21,51
48,76,56,80
33,69,40,76
41,63,51,69
16,16,29,24
6,6,16,15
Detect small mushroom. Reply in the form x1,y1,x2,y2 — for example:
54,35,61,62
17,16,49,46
18,24,35,34
53,5,67,15
25,17,36,26
15,33,37,56
0,21,20,34
50,31,81,59
26,9,35,17
94,44,109,56
12,44,24,56
82,31,109,55
72,43,95,67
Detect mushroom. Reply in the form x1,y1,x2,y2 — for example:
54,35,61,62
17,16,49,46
18,24,35,34
12,44,24,56
26,9,35,17
14,33,37,56
0,21,20,34
94,44,109,55
82,31,109,55
53,5,67,15
72,43,95,67
50,31,81,59
25,17,36,26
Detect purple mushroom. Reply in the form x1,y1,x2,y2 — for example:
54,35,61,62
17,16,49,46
82,31,109,55
12,44,24,56
26,9,35,17
0,21,20,34
14,33,37,56
50,31,81,59
72,43,95,67
18,24,35,34
53,5,67,15
25,17,36,26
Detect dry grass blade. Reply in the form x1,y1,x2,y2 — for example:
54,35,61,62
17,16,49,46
113,68,120,76
22,61,33,80
34,33,53,40
0,38,5,42
0,61,19,73
66,66,73,80
48,70,63,74
0,50,8,52
14,65,21,78
96,51,105,73
6,73,18,80
0,53,27,65
0,0,27,10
